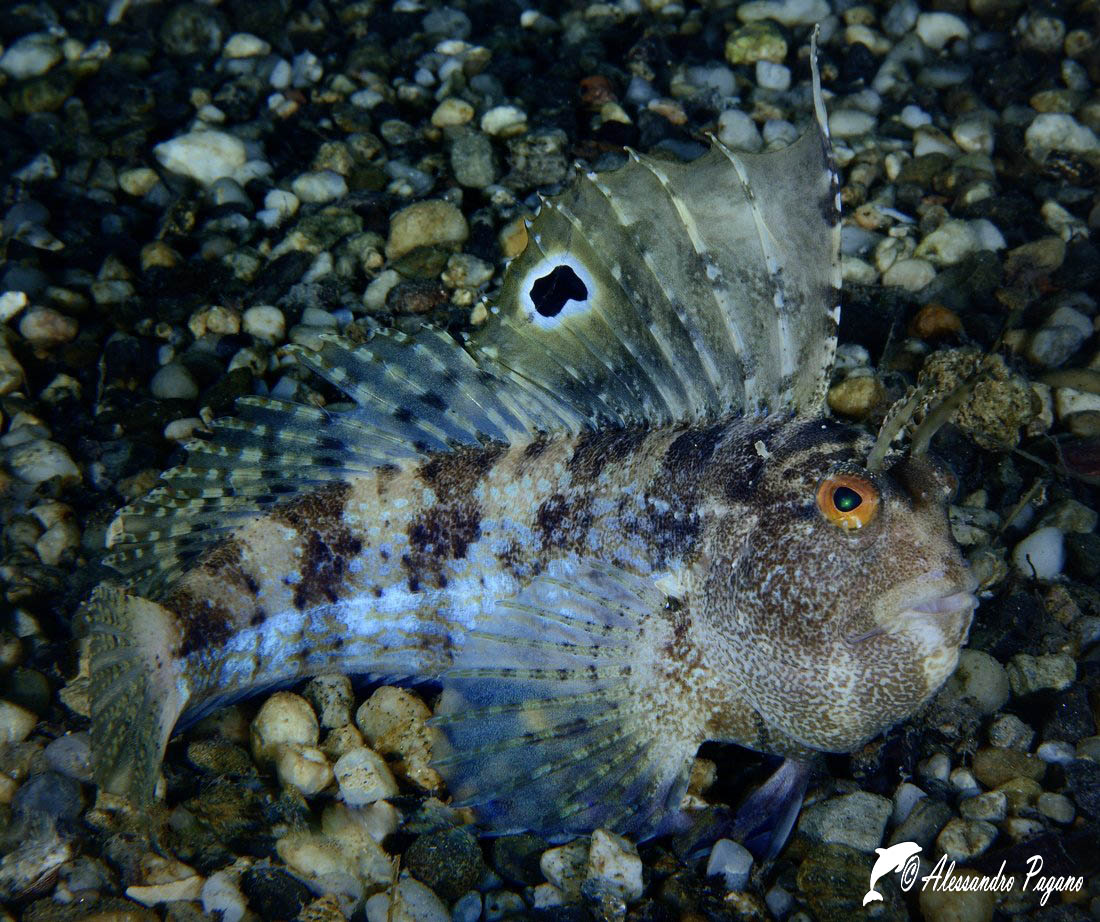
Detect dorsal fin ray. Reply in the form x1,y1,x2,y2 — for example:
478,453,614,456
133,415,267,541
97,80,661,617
467,35,838,422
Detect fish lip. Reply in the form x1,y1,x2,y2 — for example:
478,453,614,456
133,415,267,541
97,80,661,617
896,573,980,620
847,572,979,645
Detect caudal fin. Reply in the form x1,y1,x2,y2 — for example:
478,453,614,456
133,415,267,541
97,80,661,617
80,585,189,803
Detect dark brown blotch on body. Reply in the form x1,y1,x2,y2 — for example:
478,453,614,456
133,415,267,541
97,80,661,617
418,443,505,503
535,492,594,553
166,587,234,657
567,426,648,481
270,482,365,611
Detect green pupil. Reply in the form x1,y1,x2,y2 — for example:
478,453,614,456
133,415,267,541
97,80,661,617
834,486,862,512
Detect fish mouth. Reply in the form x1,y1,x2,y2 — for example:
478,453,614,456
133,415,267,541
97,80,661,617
846,571,979,645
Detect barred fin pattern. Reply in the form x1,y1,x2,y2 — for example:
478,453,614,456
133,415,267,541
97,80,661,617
431,561,699,840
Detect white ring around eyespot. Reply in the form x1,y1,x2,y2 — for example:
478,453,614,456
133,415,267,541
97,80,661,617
517,252,596,328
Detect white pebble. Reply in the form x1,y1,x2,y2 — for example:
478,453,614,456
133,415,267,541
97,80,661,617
1054,387,1100,422
1037,741,1076,763
706,839,753,891
586,829,643,903
913,125,960,157
242,305,286,343
736,0,830,27
150,362,199,400
0,290,28,323
969,219,1005,251
264,188,299,219
755,60,790,91
223,33,271,58
8,439,81,485
366,878,450,922
882,257,936,291
1012,526,1064,580
0,33,62,80
201,868,248,922
915,12,970,51
540,841,588,899
19,306,77,347
269,58,292,89
717,109,762,152
333,747,399,806
251,692,319,764
154,130,248,187
291,170,347,204
0,699,37,743
892,782,927,824
900,105,931,129
914,219,980,266
952,114,995,155
1029,306,1093,367
275,744,333,796
304,674,354,728
1026,114,1100,159
480,105,527,137
829,109,876,138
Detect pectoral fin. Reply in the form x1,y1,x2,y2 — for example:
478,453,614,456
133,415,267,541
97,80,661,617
430,560,700,841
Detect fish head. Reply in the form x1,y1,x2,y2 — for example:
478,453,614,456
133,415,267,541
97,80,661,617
701,418,976,755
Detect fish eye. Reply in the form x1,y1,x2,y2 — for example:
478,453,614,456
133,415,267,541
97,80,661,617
816,473,880,530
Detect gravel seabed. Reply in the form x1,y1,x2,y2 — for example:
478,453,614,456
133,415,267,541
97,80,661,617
1,0,1099,920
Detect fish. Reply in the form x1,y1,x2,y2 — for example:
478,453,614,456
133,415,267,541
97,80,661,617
82,42,978,845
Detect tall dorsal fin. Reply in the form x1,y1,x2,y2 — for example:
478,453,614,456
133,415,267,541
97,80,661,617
466,36,840,423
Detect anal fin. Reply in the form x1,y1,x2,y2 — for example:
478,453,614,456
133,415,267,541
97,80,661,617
430,560,701,841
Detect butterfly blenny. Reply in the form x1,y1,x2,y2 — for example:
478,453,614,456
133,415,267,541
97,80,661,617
82,31,977,847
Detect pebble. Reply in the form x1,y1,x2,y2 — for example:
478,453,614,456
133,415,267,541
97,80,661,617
274,744,333,796
987,713,1034,750
900,105,932,129
717,109,763,152
1004,236,1066,277
150,362,200,400
1027,305,1093,367
431,97,474,127
404,828,486,901
453,891,482,922
939,650,1010,715
8,439,81,485
304,675,354,729
44,731,92,782
291,171,348,204
385,200,469,260
224,32,270,58
450,129,496,188
0,33,62,80
952,114,995,155
914,220,980,266
366,878,450,922
935,818,996,861
798,791,892,852
1025,114,1100,160
918,870,996,922
826,375,884,418
242,305,286,343
915,12,970,51
0,698,37,743
882,257,936,291
725,22,787,65
154,130,248,187
333,746,399,806
540,840,588,900
1037,740,1077,764
971,747,1046,787
736,0,829,27
127,875,206,906
1006,653,1077,695
754,59,790,92
276,832,358,882
1019,13,1066,55
586,829,643,903
959,791,1007,822
251,692,319,764
1011,526,1064,580
19,306,77,348
1036,792,1075,824
480,105,527,137
706,839,753,891
202,867,249,922
829,110,876,138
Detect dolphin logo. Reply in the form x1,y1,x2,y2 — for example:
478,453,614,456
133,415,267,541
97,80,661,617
863,842,923,905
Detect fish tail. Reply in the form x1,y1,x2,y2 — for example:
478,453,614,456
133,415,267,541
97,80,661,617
80,584,189,803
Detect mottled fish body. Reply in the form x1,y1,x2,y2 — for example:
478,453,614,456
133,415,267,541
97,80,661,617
84,42,977,842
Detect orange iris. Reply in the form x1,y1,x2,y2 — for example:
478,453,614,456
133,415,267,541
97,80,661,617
816,473,880,530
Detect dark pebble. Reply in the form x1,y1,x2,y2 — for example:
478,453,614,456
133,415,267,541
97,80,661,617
887,796,952,850
240,865,313,919
1065,532,1100,583
1063,760,1100,819
1042,685,1096,743
12,771,84,824
186,739,255,778
797,843,906,922
0,666,52,715
490,833,548,886
405,827,488,902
